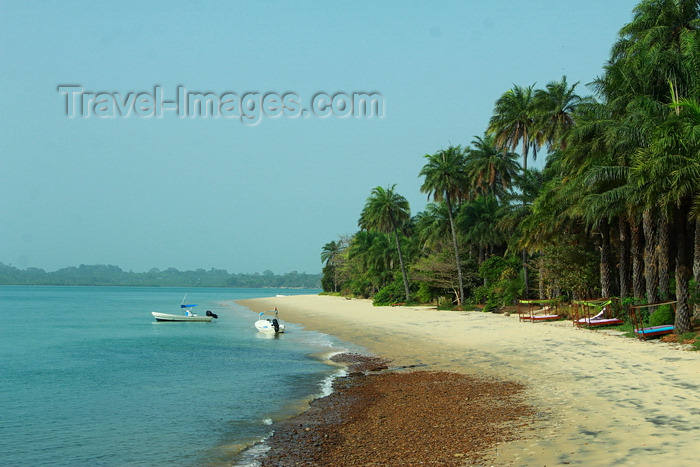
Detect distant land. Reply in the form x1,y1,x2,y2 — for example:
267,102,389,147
0,263,322,288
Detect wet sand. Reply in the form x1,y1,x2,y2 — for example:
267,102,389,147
237,295,700,466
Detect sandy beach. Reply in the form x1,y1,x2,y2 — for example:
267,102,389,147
237,295,700,466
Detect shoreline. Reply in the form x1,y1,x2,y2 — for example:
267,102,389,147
236,294,700,465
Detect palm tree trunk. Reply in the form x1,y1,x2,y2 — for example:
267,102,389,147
657,215,671,301
643,209,658,303
631,220,645,300
694,219,700,320
392,228,411,302
600,218,611,298
674,206,693,334
520,152,529,298
445,196,464,307
619,217,632,300
522,249,529,299
538,251,545,299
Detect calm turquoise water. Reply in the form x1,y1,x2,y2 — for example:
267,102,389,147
0,286,354,466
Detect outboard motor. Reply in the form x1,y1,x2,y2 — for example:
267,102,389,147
272,318,279,333
206,310,219,319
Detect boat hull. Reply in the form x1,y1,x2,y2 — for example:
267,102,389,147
152,312,213,322
255,319,285,333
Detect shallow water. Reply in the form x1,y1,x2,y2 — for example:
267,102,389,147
0,286,353,466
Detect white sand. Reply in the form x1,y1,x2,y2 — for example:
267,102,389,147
238,294,700,466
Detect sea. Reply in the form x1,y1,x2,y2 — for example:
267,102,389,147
0,286,360,466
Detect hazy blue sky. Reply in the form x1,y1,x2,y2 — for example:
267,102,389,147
1,1,639,274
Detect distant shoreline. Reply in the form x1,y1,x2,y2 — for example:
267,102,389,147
237,294,700,465
0,263,321,288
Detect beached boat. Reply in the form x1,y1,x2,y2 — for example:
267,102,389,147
151,295,218,322
255,308,285,333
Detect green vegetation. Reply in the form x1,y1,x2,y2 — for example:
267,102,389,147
358,185,412,301
321,0,700,334
0,263,321,288
649,305,675,327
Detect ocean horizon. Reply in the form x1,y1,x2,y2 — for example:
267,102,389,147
0,286,360,466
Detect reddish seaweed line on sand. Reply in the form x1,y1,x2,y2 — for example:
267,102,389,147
257,353,537,466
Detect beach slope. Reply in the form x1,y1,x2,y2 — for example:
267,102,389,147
238,294,700,465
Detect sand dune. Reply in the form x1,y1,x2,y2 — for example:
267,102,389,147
237,294,700,466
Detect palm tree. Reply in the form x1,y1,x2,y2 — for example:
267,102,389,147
464,134,521,199
321,240,342,292
613,0,700,102
347,230,396,295
457,195,504,265
533,76,588,151
602,0,700,331
488,84,539,171
414,203,453,252
488,85,541,297
512,164,581,298
321,240,340,266
632,99,700,333
672,98,700,320
419,147,469,306
358,185,412,301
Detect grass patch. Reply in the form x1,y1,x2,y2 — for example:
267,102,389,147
616,322,637,339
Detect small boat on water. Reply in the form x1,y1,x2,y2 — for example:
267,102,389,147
255,308,285,333
151,295,218,322
151,310,218,322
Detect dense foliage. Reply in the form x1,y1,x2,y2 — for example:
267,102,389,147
321,0,700,333
0,262,321,288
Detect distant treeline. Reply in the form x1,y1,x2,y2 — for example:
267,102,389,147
0,263,322,288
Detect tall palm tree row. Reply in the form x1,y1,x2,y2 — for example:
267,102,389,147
319,0,700,332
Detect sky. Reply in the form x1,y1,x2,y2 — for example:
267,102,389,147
0,1,640,274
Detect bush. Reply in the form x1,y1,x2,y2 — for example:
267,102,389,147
373,278,411,306
414,282,441,304
469,256,523,310
321,264,336,292
348,278,373,298
648,304,674,326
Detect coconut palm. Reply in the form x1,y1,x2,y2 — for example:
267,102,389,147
533,76,588,151
419,147,469,306
347,230,396,295
358,185,412,301
488,84,539,171
321,240,342,292
321,240,340,266
488,85,543,297
414,203,453,252
457,195,504,264
464,134,521,199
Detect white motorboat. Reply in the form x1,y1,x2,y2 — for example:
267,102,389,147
151,295,218,322
151,311,217,322
255,308,285,333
